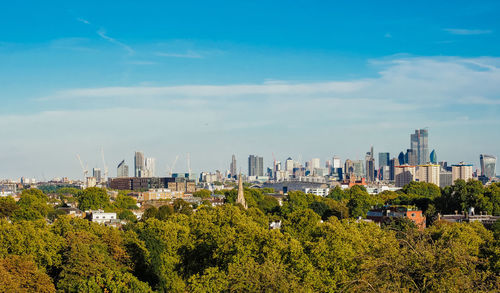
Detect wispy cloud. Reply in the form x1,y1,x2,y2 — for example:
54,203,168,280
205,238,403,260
443,28,493,35
155,50,203,59
384,33,392,38
76,17,91,25
96,29,135,55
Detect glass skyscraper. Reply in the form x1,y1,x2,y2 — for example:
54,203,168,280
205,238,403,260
248,155,264,176
480,154,497,179
410,129,429,165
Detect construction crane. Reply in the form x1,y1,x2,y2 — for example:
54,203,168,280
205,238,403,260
170,155,179,175
101,147,108,182
76,154,88,182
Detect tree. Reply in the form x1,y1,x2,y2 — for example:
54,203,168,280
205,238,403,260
193,189,211,199
114,194,138,210
76,187,110,211
0,255,55,293
346,186,376,218
0,196,19,218
327,186,348,201
173,199,193,216
119,210,137,222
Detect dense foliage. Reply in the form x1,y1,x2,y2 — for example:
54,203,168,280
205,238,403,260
0,181,498,292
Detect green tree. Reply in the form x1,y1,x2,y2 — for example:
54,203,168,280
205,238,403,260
193,189,211,199
76,187,110,211
0,255,56,293
0,196,19,218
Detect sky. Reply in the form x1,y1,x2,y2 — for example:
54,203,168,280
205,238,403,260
0,0,499,180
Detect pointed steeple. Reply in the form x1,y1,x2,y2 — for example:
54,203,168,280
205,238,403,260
236,173,247,209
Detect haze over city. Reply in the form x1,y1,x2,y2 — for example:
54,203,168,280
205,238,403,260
1,1,499,179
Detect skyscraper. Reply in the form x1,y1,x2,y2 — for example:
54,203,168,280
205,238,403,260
134,151,145,177
410,129,429,165
398,151,405,165
117,160,129,178
480,154,496,179
248,155,264,177
230,155,237,179
145,157,156,177
93,168,102,183
365,146,375,182
430,149,437,164
378,152,390,169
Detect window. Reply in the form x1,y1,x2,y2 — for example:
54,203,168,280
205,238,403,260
411,213,416,217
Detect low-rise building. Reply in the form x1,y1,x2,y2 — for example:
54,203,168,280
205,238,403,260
91,211,118,225
367,205,426,229
304,188,330,197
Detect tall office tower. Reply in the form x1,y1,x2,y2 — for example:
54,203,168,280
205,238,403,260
416,165,440,186
353,160,365,178
117,160,129,177
285,157,294,172
389,158,397,180
410,129,429,165
398,151,405,165
366,159,375,181
406,149,417,165
145,157,156,177
333,156,342,169
430,150,437,164
311,158,320,170
378,152,390,169
230,154,237,179
365,147,375,181
480,154,497,179
395,165,416,187
134,151,145,177
248,155,264,176
93,168,102,183
452,162,473,183
344,159,355,176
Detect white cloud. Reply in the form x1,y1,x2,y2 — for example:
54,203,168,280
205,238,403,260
97,29,135,55
3,56,500,179
443,28,493,35
76,17,91,25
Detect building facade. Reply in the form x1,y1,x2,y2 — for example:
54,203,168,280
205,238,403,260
452,163,473,183
480,154,496,179
410,129,429,165
248,155,264,176
117,160,129,178
134,151,145,177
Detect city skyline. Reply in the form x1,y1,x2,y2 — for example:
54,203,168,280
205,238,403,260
0,1,499,179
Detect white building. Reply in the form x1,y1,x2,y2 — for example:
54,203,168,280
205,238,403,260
91,212,117,224
304,188,330,197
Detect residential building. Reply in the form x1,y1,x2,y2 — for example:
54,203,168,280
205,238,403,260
230,154,237,179
248,155,264,176
117,160,129,178
367,205,426,229
134,151,145,177
91,212,117,225
452,162,473,183
304,187,330,197
395,165,416,187
416,164,440,186
93,168,102,183
144,157,156,177
439,171,453,188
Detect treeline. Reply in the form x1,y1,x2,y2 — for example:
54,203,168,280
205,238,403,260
0,181,498,292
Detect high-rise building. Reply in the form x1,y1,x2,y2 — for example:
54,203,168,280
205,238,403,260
398,151,405,165
333,156,342,169
406,149,417,166
311,158,320,170
353,160,365,178
285,157,294,173
248,155,264,176
410,129,429,165
480,154,497,179
93,168,102,183
145,157,156,177
365,147,375,182
430,150,437,164
230,154,237,179
389,158,397,181
117,160,129,178
134,151,145,177
416,165,440,186
452,162,473,183
378,152,390,169
395,165,417,187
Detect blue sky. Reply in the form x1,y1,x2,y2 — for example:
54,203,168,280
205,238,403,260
0,1,499,179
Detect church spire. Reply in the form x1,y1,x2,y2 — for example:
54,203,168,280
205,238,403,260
236,173,247,209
